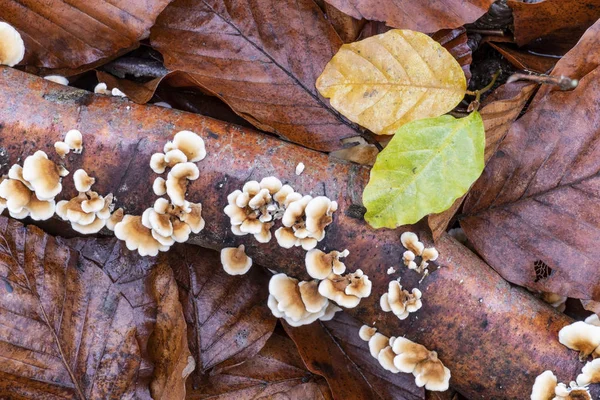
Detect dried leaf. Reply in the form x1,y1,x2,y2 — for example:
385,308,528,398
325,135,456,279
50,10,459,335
323,0,495,33
317,29,467,136
189,333,332,400
324,3,365,43
67,237,193,400
1,68,595,398
488,42,557,74
461,20,600,300
364,112,485,229
0,0,173,70
508,0,600,54
96,70,169,105
168,245,276,385
284,313,424,400
428,81,537,239
582,300,600,315
150,0,358,152
0,218,141,399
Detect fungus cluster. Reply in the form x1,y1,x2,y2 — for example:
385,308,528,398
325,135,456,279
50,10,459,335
0,22,25,67
54,129,83,158
318,269,372,308
268,273,341,327
305,248,348,279
359,326,451,392
56,189,114,234
114,130,206,256
401,232,438,276
0,151,68,221
94,82,127,97
224,177,337,250
380,280,422,320
531,371,591,400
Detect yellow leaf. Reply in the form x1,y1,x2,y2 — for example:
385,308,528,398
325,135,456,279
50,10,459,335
316,29,467,135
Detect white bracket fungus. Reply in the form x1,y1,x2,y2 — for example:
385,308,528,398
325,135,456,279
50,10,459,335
56,191,114,234
268,273,341,327
165,130,206,162
221,245,253,275
54,141,70,158
0,22,25,67
359,326,451,392
577,359,600,387
44,75,69,86
153,177,167,196
166,162,199,206
94,83,127,97
64,129,83,154
305,249,348,280
73,169,95,192
585,314,600,326
295,162,305,175
558,321,600,360
114,215,169,256
380,281,422,320
318,269,371,308
22,150,67,200
531,371,592,400
401,231,439,276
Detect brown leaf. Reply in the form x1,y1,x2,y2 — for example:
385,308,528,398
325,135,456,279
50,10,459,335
189,333,332,399
487,42,558,74
168,245,276,385
284,313,424,400
582,300,600,315
0,0,173,70
508,0,600,54
150,0,359,152
67,237,193,400
461,19,600,300
324,3,365,43
0,217,141,399
428,81,537,239
96,70,168,105
323,0,494,33
1,68,596,398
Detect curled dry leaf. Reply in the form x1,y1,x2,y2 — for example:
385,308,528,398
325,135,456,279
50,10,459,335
461,19,600,300
0,0,173,70
1,68,595,398
0,218,141,399
428,81,537,239
324,2,365,43
508,0,600,54
284,313,424,400
168,245,276,386
189,333,332,400
487,42,557,75
323,0,495,33
150,0,358,152
66,237,193,400
317,29,467,136
96,70,172,105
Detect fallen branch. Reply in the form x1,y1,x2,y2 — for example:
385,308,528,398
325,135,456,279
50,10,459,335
0,67,593,399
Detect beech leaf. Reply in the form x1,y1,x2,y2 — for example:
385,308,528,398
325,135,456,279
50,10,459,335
316,29,467,136
363,112,485,228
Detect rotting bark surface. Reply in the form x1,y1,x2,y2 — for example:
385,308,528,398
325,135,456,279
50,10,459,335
0,67,595,399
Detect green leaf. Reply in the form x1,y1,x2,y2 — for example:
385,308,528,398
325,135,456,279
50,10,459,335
363,112,485,229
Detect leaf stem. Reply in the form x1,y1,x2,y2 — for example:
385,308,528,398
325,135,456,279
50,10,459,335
466,69,501,111
506,72,579,90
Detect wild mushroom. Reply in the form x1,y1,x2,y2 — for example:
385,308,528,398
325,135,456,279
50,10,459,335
73,169,95,192
304,196,337,241
72,216,106,234
150,153,167,174
554,382,591,400
0,22,25,67
298,280,328,313
8,165,33,190
305,248,349,279
81,191,105,214
64,129,83,153
318,269,371,308
106,208,124,231
269,273,307,321
44,75,69,85
181,202,205,233
23,195,55,221
295,162,305,175
380,281,422,320
558,321,600,360
359,325,377,342
403,250,417,270
166,162,199,206
221,245,252,275
111,88,127,97
401,232,424,256
392,337,451,392
531,370,558,400
22,150,67,200
54,141,70,158
94,83,111,95
114,215,167,256
165,130,206,162
0,179,31,213
577,358,600,386
164,149,188,166
585,314,600,326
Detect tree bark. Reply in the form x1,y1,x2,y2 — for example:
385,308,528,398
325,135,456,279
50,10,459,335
0,67,593,399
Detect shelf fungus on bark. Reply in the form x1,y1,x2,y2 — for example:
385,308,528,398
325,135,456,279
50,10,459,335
268,273,340,327
22,150,68,201
56,191,115,234
73,169,96,193
380,280,422,320
0,22,24,67
530,370,592,400
558,321,600,360
221,244,253,275
359,326,451,392
585,314,600,327
577,359,600,387
318,269,372,308
305,248,349,279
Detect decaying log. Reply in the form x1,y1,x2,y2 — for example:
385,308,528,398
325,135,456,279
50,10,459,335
0,67,595,399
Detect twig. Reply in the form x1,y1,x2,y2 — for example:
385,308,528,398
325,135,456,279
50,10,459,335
506,72,578,91
465,69,502,111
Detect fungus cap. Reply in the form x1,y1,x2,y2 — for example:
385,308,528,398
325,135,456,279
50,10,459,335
64,130,83,153
554,382,591,399
111,88,126,97
345,269,372,298
181,202,205,234
359,325,377,342
106,208,124,231
585,314,600,326
81,192,105,213
44,75,69,85
282,195,312,228
72,216,106,234
558,321,600,359
392,337,431,373
164,149,188,166
97,193,114,220
73,169,95,192
401,232,424,256
368,332,389,359
114,215,166,256
221,245,253,275
0,179,31,213
577,358,600,387
259,176,282,194
379,346,400,373
531,370,558,400
150,153,167,174
166,162,199,206
298,280,328,313
171,219,192,243
22,151,64,200
413,354,451,392
171,130,206,162
54,141,70,158
94,83,111,95
296,162,305,175
0,22,25,66
24,196,55,221
275,227,298,249
8,164,33,190
269,273,307,321
304,196,337,240
422,247,439,262
318,277,360,308
305,249,348,280
153,177,167,196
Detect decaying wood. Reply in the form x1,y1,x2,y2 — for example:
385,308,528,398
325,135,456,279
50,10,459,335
0,67,595,399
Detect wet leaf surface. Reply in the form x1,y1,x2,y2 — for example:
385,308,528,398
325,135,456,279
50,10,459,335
462,20,600,301
0,0,173,70
150,0,358,152
284,313,424,400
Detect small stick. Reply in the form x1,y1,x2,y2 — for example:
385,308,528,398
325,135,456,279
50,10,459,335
465,69,502,111
506,72,578,91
